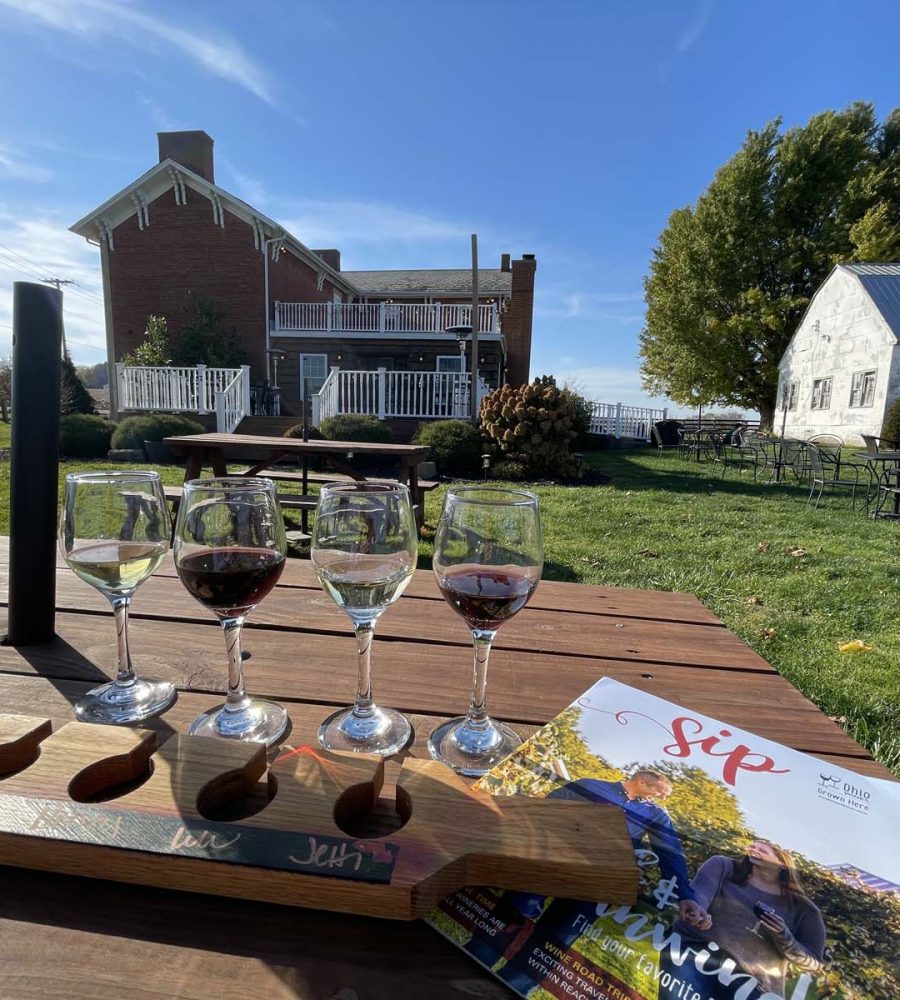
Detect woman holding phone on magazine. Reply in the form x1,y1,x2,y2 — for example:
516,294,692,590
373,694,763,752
661,840,826,1000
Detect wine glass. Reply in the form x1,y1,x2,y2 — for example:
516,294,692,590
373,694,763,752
59,470,176,724
173,478,288,745
429,486,543,776
311,481,417,755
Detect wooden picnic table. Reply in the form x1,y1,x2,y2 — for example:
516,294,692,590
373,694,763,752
0,537,894,999
163,432,432,526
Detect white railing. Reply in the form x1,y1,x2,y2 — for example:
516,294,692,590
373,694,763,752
589,402,667,440
274,301,499,335
116,363,251,432
215,369,250,433
313,367,488,425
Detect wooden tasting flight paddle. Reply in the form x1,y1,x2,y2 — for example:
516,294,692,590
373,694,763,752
0,715,638,920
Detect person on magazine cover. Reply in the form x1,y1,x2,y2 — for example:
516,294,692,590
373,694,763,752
492,767,708,995
663,840,826,1000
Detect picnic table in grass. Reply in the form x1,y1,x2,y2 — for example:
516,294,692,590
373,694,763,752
163,432,433,527
0,535,893,999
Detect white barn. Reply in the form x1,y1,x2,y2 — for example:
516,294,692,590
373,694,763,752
777,263,900,444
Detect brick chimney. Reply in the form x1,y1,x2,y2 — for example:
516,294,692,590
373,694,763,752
502,254,537,387
500,252,511,272
312,249,341,271
158,131,215,183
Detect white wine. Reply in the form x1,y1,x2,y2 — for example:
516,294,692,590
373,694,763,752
67,540,168,595
315,551,413,616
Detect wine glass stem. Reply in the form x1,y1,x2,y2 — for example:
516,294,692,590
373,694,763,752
352,621,376,718
221,616,250,713
466,628,496,729
110,595,135,686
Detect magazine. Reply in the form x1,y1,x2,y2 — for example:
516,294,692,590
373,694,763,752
427,678,900,1000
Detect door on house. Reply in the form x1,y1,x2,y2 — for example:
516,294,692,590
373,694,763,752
298,353,328,401
436,354,466,416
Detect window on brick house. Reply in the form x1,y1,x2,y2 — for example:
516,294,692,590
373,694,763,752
811,377,833,410
849,370,877,408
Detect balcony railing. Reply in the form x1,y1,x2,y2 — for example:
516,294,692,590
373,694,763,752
274,301,499,336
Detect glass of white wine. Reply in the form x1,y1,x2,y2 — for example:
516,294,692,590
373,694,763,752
311,481,417,755
59,470,176,724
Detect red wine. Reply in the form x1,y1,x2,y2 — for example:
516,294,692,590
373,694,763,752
177,547,285,616
438,565,539,631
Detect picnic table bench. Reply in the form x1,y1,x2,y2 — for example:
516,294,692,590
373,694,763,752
0,537,893,999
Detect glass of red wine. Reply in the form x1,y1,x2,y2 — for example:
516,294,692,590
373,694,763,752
430,486,543,775
173,478,288,745
311,481,417,755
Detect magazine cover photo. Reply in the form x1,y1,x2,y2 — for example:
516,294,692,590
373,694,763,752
429,679,900,1000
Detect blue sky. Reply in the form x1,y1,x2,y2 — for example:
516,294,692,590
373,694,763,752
1,0,899,412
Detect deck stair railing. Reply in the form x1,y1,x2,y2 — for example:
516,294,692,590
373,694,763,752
312,367,488,426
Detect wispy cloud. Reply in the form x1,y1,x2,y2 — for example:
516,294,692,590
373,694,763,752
535,289,644,323
0,0,274,104
137,93,180,132
0,144,53,183
676,0,715,53
659,0,716,80
0,207,105,358
280,199,470,249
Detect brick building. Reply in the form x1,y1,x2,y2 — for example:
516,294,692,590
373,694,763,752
70,131,537,420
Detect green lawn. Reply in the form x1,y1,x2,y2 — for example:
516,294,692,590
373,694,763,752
419,450,900,774
1,447,897,773
0,420,10,449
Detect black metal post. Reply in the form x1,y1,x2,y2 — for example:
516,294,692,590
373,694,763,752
3,282,63,645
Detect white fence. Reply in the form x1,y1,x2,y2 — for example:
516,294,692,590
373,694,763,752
313,367,487,424
116,364,251,433
589,402,666,440
274,301,499,335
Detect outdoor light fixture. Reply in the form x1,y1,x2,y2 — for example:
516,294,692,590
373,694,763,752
482,453,491,479
573,453,584,479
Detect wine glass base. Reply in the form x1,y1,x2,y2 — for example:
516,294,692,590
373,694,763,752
74,677,177,725
427,716,522,777
318,705,412,756
189,699,288,747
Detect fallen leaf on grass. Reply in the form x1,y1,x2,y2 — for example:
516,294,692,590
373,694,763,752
638,548,660,558
746,596,762,606
786,545,807,558
837,639,873,653
762,627,777,640
829,715,848,725
758,542,770,553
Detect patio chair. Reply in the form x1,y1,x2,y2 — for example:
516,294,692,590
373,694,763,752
872,464,900,519
651,420,683,455
861,434,899,455
807,443,861,510
780,439,811,484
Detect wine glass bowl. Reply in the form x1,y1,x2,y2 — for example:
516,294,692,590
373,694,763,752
173,478,288,745
59,470,176,724
430,487,543,776
311,481,417,755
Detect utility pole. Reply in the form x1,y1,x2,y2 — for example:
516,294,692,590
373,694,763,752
470,234,479,424
40,278,75,355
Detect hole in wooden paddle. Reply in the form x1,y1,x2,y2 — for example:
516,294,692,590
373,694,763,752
69,757,155,803
195,770,278,822
333,782,412,839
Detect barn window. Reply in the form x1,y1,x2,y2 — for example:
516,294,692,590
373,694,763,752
850,370,877,408
811,377,832,410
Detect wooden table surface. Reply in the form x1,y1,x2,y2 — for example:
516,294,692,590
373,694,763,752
0,537,893,999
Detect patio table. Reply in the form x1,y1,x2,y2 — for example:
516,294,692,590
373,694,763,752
854,450,900,516
0,537,894,999
163,432,431,526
